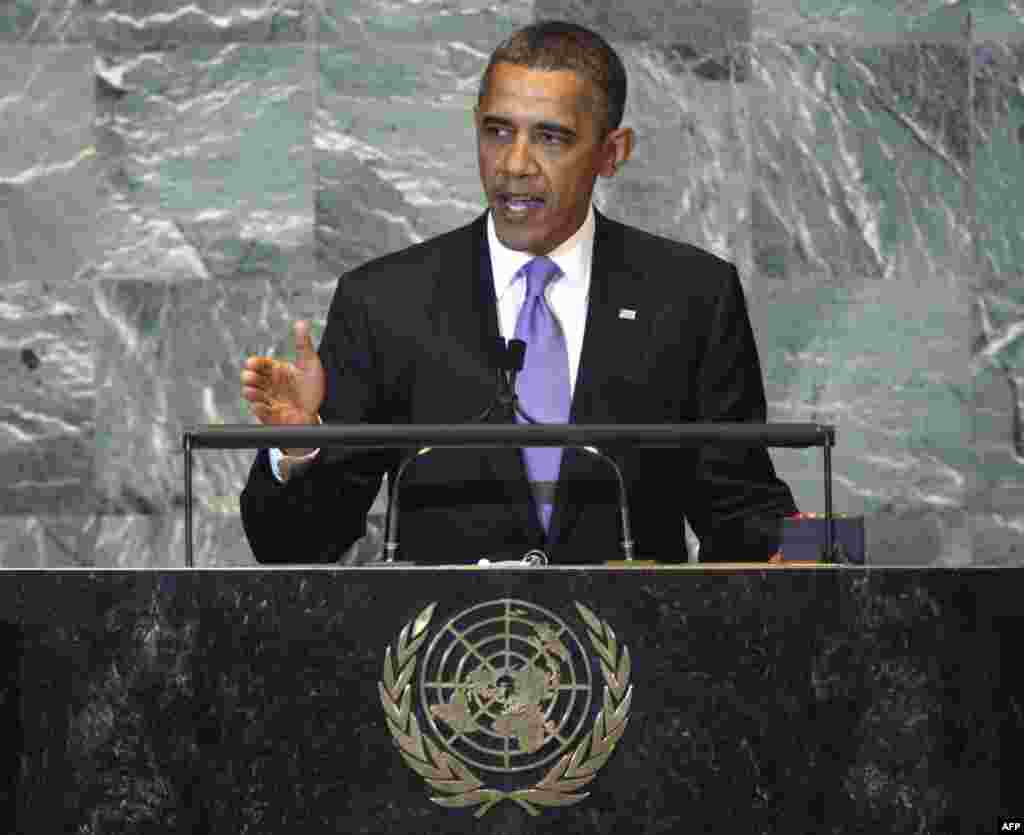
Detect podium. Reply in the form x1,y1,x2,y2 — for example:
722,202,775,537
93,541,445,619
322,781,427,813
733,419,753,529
0,424,990,829
1,566,1016,832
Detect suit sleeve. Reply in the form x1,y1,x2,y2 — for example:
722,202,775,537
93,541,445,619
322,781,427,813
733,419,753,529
239,277,406,563
686,265,798,561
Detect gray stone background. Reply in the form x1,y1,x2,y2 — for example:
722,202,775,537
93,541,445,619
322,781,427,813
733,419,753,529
0,0,1021,567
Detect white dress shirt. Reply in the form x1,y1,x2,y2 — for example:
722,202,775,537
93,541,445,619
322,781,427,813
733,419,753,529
269,203,596,482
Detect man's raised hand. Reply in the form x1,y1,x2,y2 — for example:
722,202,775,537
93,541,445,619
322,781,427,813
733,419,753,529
240,320,326,434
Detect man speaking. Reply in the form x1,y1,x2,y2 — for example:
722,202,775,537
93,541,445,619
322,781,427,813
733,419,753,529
239,21,798,564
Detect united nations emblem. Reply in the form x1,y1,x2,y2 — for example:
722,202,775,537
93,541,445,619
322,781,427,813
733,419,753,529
379,599,633,817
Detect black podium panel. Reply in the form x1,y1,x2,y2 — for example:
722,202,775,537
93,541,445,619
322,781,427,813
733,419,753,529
0,567,1018,833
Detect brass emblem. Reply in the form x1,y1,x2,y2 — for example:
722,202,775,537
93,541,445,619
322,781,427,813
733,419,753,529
379,599,633,817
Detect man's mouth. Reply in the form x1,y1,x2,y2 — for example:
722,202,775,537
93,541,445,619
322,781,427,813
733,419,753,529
497,193,546,216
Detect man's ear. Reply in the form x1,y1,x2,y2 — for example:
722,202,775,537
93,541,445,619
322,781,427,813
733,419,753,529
599,126,635,177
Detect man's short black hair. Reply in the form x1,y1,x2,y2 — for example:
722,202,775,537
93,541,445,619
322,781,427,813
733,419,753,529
479,21,627,136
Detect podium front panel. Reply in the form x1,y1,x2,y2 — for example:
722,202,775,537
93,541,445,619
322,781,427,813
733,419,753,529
0,567,1016,833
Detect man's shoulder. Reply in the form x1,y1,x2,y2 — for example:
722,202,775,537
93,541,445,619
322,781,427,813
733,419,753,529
599,212,735,272
597,213,738,303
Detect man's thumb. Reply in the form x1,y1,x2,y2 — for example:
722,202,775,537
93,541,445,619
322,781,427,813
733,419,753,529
293,320,317,361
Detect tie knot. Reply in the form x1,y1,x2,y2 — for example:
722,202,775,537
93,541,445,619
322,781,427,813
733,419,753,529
521,256,561,300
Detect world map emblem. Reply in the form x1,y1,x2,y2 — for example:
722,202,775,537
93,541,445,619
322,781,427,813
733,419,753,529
379,599,633,817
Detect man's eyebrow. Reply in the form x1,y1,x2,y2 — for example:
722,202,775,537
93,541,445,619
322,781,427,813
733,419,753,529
480,115,577,139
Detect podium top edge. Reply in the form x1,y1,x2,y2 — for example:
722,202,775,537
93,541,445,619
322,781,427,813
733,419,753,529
2,564,866,572
5,566,1021,573
182,423,837,450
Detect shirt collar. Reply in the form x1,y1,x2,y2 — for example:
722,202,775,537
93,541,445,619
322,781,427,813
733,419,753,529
487,202,595,298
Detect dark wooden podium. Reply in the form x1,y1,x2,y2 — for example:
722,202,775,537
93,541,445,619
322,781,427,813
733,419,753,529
1,565,1018,833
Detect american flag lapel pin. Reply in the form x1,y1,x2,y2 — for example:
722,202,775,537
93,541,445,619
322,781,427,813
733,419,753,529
619,308,637,320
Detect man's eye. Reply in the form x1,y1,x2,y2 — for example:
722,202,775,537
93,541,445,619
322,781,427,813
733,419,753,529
538,132,566,145
487,126,512,139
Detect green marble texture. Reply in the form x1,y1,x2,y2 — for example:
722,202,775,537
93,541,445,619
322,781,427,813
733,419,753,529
757,0,970,40
973,0,1024,39
0,0,1021,566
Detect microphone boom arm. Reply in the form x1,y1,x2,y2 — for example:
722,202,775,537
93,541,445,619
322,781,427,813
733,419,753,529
382,445,431,564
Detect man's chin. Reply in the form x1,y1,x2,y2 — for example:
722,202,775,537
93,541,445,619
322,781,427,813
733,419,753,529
496,233,541,253
492,219,552,255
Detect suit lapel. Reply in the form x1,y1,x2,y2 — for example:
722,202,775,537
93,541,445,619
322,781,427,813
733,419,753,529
431,212,502,388
548,211,646,549
568,211,643,424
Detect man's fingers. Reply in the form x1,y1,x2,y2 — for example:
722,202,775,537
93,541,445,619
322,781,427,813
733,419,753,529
240,373,272,396
241,366,274,386
249,404,273,425
241,386,272,406
243,355,276,373
241,359,291,387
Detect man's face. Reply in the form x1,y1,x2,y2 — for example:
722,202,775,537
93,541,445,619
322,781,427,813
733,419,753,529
475,63,633,255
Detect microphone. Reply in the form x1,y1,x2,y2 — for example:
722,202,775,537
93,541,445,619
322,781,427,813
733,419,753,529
507,338,526,377
474,338,527,422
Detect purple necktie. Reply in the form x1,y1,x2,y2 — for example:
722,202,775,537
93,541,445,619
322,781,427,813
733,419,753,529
513,256,570,534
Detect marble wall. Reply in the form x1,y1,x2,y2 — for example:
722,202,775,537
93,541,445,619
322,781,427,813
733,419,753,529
1,0,1021,567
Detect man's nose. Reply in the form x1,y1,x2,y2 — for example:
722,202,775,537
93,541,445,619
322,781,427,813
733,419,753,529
501,134,539,176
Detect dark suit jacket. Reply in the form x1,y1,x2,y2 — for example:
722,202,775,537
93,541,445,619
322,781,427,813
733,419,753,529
241,210,797,564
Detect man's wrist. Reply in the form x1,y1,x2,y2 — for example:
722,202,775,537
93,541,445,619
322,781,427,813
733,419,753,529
282,413,322,456
277,448,318,482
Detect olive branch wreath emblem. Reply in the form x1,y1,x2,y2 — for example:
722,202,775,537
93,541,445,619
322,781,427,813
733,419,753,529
378,601,633,818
